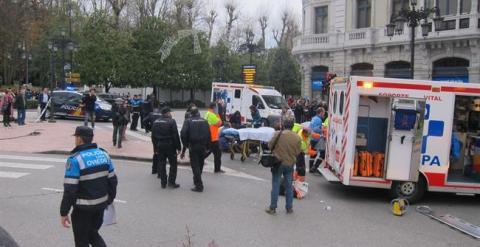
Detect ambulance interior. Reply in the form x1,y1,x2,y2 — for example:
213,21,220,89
449,96,480,183
354,96,425,181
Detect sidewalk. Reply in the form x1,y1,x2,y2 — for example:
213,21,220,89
0,119,154,161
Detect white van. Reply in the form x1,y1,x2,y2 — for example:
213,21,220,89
320,76,480,202
211,82,288,123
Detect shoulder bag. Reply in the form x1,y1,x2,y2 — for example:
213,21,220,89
259,130,283,168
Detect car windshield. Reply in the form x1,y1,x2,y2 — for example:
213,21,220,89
262,95,287,109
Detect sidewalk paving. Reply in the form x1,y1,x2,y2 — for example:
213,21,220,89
0,120,155,161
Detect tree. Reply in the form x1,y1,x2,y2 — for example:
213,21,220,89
258,14,268,49
224,1,238,43
204,9,217,46
107,0,127,29
268,47,301,95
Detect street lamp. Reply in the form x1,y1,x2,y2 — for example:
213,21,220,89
386,0,444,79
48,40,58,123
238,29,264,65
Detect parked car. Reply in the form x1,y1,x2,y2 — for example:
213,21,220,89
51,90,112,121
98,93,121,104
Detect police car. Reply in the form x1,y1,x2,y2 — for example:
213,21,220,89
51,90,112,121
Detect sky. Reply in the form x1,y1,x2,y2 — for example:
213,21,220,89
204,0,303,47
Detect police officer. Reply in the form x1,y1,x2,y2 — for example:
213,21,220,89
60,126,118,247
129,95,142,131
181,107,211,192
152,107,181,188
143,103,163,174
140,95,153,132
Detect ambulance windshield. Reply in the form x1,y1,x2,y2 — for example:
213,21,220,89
262,95,287,109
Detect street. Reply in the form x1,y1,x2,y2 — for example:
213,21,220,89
0,131,479,247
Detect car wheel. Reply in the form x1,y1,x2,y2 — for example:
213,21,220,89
389,176,427,204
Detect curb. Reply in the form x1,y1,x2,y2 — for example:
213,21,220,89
38,150,191,166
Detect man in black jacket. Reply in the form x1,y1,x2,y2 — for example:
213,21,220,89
15,89,26,125
82,88,97,128
152,107,181,188
180,107,211,192
143,104,162,174
60,126,118,247
112,98,129,148
140,96,153,132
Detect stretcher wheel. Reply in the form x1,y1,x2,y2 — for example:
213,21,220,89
230,153,235,160
241,156,246,162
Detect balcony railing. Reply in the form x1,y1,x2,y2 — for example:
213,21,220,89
293,13,480,54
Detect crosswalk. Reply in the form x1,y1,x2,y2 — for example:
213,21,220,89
0,154,61,179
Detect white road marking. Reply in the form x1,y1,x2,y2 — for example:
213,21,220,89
0,155,64,163
0,162,53,170
0,171,30,178
177,160,266,182
41,188,127,203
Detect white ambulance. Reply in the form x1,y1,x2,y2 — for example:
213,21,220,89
320,76,480,202
211,82,288,123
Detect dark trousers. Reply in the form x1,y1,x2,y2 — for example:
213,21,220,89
130,112,139,130
190,146,206,189
211,141,222,172
296,152,306,177
152,144,158,174
157,147,178,186
40,103,47,120
112,124,124,147
84,110,95,128
71,209,106,247
3,112,10,126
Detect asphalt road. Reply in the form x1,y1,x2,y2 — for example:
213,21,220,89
0,151,479,247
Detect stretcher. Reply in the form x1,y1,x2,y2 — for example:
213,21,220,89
237,127,276,162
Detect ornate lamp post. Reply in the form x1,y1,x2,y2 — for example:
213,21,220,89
386,0,444,79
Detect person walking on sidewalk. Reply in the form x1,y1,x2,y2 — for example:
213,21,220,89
1,89,14,127
129,95,142,131
60,126,118,247
112,98,129,148
15,88,27,126
204,102,224,173
181,107,211,192
38,87,50,121
143,103,162,174
265,119,302,215
82,88,97,129
152,107,182,189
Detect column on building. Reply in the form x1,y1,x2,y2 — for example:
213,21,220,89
303,67,312,99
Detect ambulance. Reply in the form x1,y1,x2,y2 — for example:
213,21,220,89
320,76,480,202
211,82,288,123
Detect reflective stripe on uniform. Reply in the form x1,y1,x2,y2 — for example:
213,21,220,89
76,156,86,170
108,171,116,178
79,171,109,181
76,195,108,206
64,178,79,184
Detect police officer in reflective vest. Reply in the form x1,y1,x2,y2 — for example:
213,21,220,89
152,107,182,188
60,126,118,247
204,102,224,173
143,104,163,174
181,107,211,192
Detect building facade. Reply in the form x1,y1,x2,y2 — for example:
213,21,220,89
293,0,480,99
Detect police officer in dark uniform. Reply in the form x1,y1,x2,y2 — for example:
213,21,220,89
129,95,142,131
60,126,118,247
152,107,181,189
140,95,153,132
143,103,163,174
180,107,211,192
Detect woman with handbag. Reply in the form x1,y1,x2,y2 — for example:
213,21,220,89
1,89,14,127
265,119,302,215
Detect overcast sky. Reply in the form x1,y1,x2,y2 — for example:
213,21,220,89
204,0,302,47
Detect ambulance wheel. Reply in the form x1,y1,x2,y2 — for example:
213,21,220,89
389,177,427,204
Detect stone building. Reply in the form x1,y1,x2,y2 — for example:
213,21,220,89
293,0,480,99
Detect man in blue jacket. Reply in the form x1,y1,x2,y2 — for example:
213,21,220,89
309,107,325,173
60,126,118,247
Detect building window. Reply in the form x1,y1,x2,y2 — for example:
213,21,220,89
438,0,458,15
357,0,371,28
460,0,471,14
392,0,409,17
315,6,328,34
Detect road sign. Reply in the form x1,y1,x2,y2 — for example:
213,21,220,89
65,72,81,83
242,65,256,84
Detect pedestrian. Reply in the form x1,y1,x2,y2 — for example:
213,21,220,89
140,95,153,132
15,88,27,126
181,107,211,192
249,105,262,128
38,87,50,121
60,126,118,247
265,119,302,215
229,110,242,129
121,100,130,141
184,102,196,120
205,102,224,173
152,107,182,189
143,102,163,174
1,89,14,127
112,98,129,148
280,105,294,123
216,98,226,122
82,88,97,129
309,107,326,173
293,99,304,123
129,95,142,131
